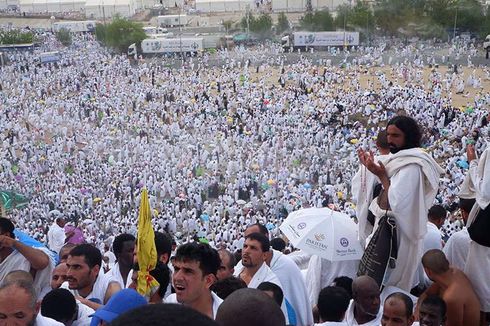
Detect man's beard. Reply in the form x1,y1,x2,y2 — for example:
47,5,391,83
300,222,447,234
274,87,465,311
389,146,400,154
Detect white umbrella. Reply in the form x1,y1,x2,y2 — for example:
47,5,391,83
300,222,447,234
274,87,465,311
236,199,247,205
280,207,363,261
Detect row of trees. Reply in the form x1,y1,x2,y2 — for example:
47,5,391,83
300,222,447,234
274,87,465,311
300,0,490,38
0,30,34,44
237,0,490,40
95,17,146,53
54,1,489,53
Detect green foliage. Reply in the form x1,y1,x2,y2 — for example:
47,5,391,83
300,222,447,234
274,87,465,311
241,12,254,31
56,28,72,47
95,23,107,44
241,13,273,38
335,2,374,41
0,30,34,44
276,12,290,34
482,6,490,37
453,0,485,33
299,9,334,31
374,0,484,38
95,17,146,53
222,20,234,33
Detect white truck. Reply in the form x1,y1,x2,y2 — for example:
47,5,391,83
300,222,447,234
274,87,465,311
128,37,204,57
39,51,61,64
282,31,360,50
52,21,96,33
156,15,188,28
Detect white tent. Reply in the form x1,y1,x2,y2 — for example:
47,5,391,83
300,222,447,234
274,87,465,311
19,0,84,12
271,0,348,12
195,0,253,12
85,0,137,18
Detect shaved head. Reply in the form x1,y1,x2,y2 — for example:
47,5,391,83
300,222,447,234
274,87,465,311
352,275,379,297
352,276,381,318
216,288,285,326
422,249,449,275
4,270,34,286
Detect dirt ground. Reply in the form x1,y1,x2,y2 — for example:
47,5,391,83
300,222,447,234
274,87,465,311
252,65,490,109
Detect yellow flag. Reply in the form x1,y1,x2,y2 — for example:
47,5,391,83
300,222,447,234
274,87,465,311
136,189,159,296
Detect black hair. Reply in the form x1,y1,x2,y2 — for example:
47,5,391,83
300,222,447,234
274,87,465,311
210,276,247,300
459,198,476,215
154,232,172,260
317,286,350,322
428,205,446,221
385,292,413,319
245,232,270,252
112,233,136,255
270,238,286,252
173,242,220,276
218,249,237,269
376,130,389,149
387,115,422,149
257,282,283,306
150,262,171,298
332,276,353,299
247,223,269,236
110,303,218,326
0,217,15,238
69,244,102,269
41,289,77,323
420,295,447,318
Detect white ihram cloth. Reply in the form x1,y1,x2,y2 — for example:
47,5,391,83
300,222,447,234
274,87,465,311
165,291,223,319
0,248,55,300
343,299,383,326
62,272,118,304
47,223,65,254
35,314,64,326
269,250,314,326
233,261,282,289
417,221,443,288
351,154,391,245
305,254,359,306
443,227,470,271
461,146,490,312
364,148,444,291
107,262,132,288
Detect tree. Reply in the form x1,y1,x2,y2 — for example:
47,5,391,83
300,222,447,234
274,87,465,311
95,23,107,44
334,3,374,42
482,6,490,37
56,28,72,47
299,9,334,31
0,30,34,44
241,13,273,38
240,12,256,32
452,0,484,34
252,13,273,38
373,0,420,36
222,20,234,33
276,12,289,34
95,17,146,53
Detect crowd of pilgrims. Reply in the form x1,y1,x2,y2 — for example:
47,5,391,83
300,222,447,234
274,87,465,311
0,29,489,326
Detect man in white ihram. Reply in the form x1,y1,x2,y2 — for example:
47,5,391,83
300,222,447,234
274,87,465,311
356,116,444,291
47,217,68,254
